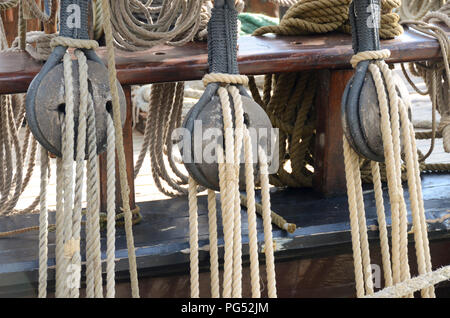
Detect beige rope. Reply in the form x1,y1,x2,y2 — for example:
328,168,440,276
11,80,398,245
54,157,64,297
366,265,450,298
86,87,103,299
62,50,75,299
229,85,244,298
101,0,140,298
242,128,261,298
38,146,48,298
106,115,116,298
398,0,446,21
188,176,200,298
216,86,236,298
207,189,220,298
107,0,210,51
342,138,368,297
370,161,393,287
258,146,277,298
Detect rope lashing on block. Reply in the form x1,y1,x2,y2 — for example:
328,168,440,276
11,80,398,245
341,0,434,298
182,0,277,298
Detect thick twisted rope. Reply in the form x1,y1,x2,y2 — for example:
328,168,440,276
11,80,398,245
62,50,75,299
38,146,48,298
101,0,140,298
254,0,402,38
188,176,200,298
366,265,450,298
106,115,116,298
207,189,220,298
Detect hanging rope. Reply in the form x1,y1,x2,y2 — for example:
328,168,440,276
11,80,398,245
101,0,140,298
106,0,210,51
187,72,277,298
401,4,450,154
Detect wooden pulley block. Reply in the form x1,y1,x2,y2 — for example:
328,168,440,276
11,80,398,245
182,84,276,191
341,0,411,162
180,0,278,191
27,59,126,158
25,0,126,158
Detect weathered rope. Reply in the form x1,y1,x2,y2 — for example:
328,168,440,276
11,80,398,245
38,146,48,298
366,265,450,298
207,189,220,298
188,176,200,298
254,0,403,39
106,0,210,51
101,0,140,298
106,115,116,298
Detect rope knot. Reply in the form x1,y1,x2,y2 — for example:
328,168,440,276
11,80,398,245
202,73,249,87
350,49,391,68
50,36,99,50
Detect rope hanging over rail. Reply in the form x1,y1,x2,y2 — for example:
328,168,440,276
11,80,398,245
401,3,450,154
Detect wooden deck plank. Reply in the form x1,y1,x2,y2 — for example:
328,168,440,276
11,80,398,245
0,174,448,295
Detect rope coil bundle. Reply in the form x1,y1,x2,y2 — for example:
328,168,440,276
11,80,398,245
398,0,447,21
254,0,403,39
401,3,450,154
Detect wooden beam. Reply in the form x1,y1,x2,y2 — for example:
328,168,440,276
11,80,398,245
313,69,354,196
0,27,446,94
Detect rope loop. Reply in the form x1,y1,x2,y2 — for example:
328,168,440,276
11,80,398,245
50,36,99,50
350,49,391,68
203,73,249,87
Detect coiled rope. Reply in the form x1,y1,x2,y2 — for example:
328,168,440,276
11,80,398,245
398,0,447,21
401,4,450,154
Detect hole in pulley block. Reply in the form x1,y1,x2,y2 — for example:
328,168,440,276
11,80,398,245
243,112,250,127
57,103,66,114
106,100,113,114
